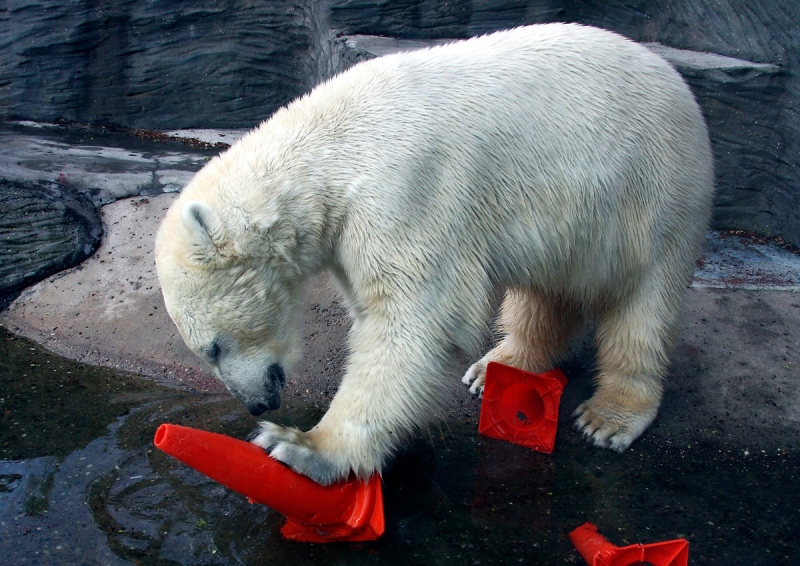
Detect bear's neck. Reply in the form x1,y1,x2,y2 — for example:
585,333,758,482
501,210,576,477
226,139,348,278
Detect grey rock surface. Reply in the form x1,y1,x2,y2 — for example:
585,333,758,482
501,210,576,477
0,194,215,392
0,121,232,315
669,289,800,451
0,121,216,206
693,231,800,291
0,179,102,309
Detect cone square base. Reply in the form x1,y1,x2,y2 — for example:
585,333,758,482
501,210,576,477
570,522,689,566
478,362,568,453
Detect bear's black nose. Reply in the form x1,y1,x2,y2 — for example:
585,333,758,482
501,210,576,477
267,363,285,387
246,401,268,416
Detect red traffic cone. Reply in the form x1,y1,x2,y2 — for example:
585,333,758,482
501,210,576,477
570,522,689,566
153,423,384,543
478,362,568,453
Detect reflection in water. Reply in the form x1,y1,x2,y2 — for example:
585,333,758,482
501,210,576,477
1,327,800,565
0,326,167,462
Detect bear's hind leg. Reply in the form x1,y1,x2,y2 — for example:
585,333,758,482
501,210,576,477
463,288,582,395
574,281,680,452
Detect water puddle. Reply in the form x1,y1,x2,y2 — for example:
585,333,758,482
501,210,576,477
2,326,799,565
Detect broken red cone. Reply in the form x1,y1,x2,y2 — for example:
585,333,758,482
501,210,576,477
478,361,568,453
569,522,689,566
153,423,384,543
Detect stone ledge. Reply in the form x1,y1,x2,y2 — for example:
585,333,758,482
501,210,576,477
341,33,784,76
644,42,782,79
342,34,452,58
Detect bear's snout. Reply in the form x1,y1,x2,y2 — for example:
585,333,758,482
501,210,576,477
225,363,286,416
246,401,270,416
244,363,286,415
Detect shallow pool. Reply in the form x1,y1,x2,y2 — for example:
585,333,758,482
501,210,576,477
1,326,798,565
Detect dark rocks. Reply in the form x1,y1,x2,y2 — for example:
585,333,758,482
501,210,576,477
0,120,226,313
329,0,566,39
1,0,799,244
0,0,335,129
0,179,102,309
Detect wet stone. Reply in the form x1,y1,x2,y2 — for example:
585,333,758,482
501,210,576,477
0,179,102,309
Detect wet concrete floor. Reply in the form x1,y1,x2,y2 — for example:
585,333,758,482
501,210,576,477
2,325,799,566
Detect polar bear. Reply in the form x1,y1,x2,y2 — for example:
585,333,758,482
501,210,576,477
155,24,713,485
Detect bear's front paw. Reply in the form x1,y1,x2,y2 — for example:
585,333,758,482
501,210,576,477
250,422,342,486
462,357,488,396
573,396,657,453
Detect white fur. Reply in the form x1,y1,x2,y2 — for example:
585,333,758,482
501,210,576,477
155,24,714,484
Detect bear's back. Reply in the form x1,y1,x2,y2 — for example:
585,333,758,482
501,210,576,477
240,24,714,299
300,23,711,210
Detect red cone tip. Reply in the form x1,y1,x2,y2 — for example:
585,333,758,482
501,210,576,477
153,423,384,543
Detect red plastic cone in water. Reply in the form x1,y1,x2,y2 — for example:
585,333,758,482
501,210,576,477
478,362,568,453
570,522,689,566
153,423,384,543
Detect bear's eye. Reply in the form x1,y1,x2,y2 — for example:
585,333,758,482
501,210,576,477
204,341,222,364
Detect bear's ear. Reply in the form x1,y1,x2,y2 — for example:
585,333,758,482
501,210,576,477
180,201,228,263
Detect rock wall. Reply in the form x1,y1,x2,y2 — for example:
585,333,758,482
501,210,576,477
0,179,102,309
1,0,799,243
0,0,339,129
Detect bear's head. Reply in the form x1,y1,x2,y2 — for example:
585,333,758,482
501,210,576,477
155,196,305,417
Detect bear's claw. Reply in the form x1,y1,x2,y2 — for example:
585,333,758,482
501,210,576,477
251,422,341,485
572,397,657,453
461,358,487,397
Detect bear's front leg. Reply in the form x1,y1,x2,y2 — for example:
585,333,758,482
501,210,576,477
252,316,442,485
251,398,405,485
252,421,381,485
248,423,332,484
